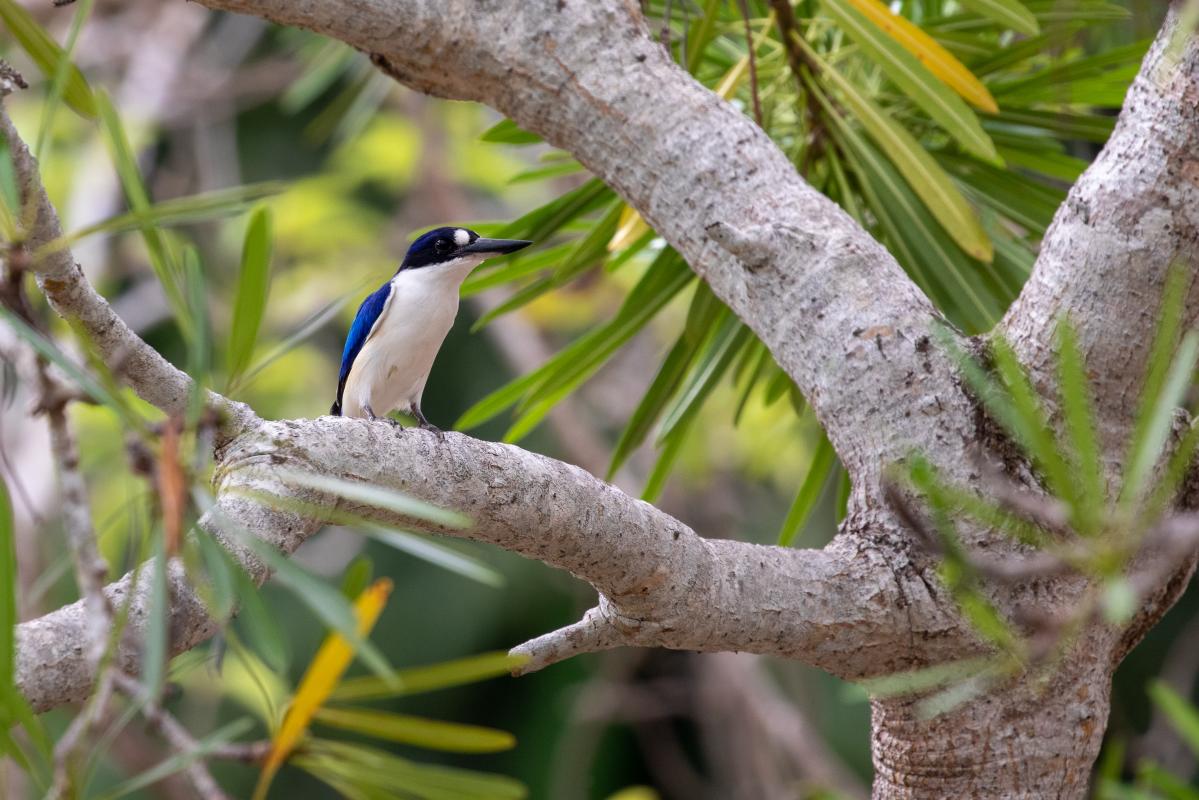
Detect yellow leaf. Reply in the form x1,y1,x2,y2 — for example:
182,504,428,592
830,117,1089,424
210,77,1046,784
841,0,998,113
252,578,393,800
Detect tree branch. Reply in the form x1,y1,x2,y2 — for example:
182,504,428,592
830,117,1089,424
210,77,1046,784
190,0,974,491
1001,8,1199,457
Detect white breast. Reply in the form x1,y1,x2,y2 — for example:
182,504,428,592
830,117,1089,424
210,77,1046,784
340,257,480,419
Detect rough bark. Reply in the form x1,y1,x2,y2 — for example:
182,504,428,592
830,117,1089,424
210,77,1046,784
4,1,1198,798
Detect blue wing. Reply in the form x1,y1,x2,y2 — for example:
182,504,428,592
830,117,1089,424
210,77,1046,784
332,281,392,415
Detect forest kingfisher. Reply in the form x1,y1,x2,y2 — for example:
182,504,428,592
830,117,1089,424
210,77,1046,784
331,226,532,432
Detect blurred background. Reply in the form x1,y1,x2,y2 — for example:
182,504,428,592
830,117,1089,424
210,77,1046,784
0,0,1192,797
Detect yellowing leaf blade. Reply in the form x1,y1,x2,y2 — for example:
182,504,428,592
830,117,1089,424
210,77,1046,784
821,0,1000,163
803,42,993,261
254,578,393,800
842,0,998,112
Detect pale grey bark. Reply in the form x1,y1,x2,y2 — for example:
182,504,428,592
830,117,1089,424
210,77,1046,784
5,2,1198,798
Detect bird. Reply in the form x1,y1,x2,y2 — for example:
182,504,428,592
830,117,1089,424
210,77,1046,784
331,226,532,433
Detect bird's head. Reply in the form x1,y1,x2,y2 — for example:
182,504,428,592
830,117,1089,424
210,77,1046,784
400,226,531,272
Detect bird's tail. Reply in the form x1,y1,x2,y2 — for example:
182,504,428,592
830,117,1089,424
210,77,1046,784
330,400,342,416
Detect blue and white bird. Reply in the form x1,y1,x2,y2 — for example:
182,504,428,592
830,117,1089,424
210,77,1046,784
331,226,531,431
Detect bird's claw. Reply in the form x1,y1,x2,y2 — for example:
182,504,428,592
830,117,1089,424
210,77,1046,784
420,422,445,441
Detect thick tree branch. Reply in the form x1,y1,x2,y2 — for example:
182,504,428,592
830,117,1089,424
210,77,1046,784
189,0,975,491
1002,8,1199,457
17,418,933,711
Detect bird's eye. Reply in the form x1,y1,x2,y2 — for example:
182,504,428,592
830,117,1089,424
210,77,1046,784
434,238,452,254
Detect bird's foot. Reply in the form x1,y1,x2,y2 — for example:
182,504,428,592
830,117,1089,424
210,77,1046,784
410,405,445,440
363,404,402,428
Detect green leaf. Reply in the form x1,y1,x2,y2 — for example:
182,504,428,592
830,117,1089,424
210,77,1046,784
276,470,470,529
937,154,1062,237
990,39,1149,103
954,0,1039,34
297,743,527,800
656,317,751,443
805,43,992,261
220,514,394,682
458,249,691,437
504,252,694,441
229,291,353,395
978,335,1078,510
182,246,212,419
1122,331,1199,508
607,284,726,478
777,433,836,547
642,416,691,504
1149,681,1199,755
313,707,516,753
494,178,610,242
95,92,190,334
0,307,126,415
461,242,574,297
330,651,525,703
0,0,95,118
821,0,1000,162
34,0,93,159
340,556,374,600
188,528,237,621
362,527,504,588
480,119,543,145
1055,321,1104,533
231,563,291,673
281,41,356,113
142,535,170,698
828,108,1002,329
983,109,1115,144
227,206,275,385
96,717,254,800
56,183,285,249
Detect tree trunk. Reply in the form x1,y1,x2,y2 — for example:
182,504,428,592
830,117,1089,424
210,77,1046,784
871,661,1111,797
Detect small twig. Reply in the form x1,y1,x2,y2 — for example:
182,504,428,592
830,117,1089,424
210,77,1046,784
768,0,826,175
510,604,628,674
111,672,234,800
735,0,764,126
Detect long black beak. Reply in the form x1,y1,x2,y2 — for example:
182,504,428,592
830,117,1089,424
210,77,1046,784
462,237,533,256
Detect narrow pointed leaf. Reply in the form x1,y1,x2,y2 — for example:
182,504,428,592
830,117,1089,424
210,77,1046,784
1149,681,1199,756
97,718,254,800
820,0,1000,162
838,0,999,111
955,0,1039,34
777,433,837,547
362,527,504,588
1121,331,1199,508
227,206,275,384
330,651,526,703
277,470,469,529
0,0,95,117
254,579,393,800
1055,321,1104,532
805,43,992,261
313,707,516,753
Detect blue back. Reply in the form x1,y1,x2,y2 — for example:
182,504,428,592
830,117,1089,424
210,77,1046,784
331,281,392,415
